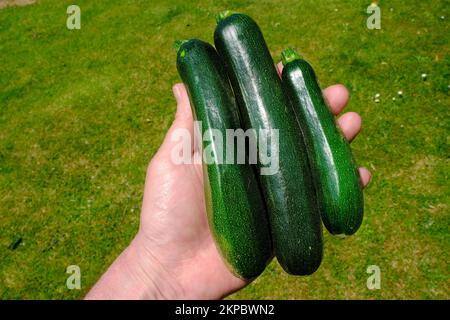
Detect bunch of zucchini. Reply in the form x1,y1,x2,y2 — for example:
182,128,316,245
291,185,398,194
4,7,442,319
176,12,363,279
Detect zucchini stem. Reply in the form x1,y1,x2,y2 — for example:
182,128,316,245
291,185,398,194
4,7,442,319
216,10,234,24
281,48,302,66
174,39,189,52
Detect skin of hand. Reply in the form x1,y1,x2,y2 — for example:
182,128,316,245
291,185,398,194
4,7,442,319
86,64,371,300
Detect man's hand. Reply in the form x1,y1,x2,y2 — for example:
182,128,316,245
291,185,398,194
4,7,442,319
86,78,371,300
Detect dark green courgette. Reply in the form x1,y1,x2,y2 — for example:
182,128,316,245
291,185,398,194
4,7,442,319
281,48,364,236
176,39,272,279
214,13,323,275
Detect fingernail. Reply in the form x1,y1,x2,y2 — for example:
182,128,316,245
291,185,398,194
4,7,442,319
172,84,181,102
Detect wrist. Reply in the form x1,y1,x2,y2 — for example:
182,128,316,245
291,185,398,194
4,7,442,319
85,234,184,300
129,233,185,299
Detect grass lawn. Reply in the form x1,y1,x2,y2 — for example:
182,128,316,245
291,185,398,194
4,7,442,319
0,0,448,299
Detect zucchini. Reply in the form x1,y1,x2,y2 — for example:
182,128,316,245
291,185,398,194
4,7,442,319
176,39,272,279
214,13,323,275
280,48,364,236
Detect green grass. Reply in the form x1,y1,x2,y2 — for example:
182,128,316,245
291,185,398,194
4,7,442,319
0,0,449,299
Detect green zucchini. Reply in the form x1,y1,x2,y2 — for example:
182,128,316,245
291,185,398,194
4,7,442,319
281,48,364,236
214,13,323,275
176,39,272,279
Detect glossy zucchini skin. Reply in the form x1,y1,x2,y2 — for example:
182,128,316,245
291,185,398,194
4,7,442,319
214,14,323,275
281,55,364,236
176,39,272,279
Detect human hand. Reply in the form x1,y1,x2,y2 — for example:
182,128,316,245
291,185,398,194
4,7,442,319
86,77,371,300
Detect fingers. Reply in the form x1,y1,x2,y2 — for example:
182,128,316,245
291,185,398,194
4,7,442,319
158,82,371,186
322,84,349,115
358,167,371,188
337,112,361,142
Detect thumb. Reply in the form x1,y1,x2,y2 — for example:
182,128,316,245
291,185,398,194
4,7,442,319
156,83,195,158
171,83,194,131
